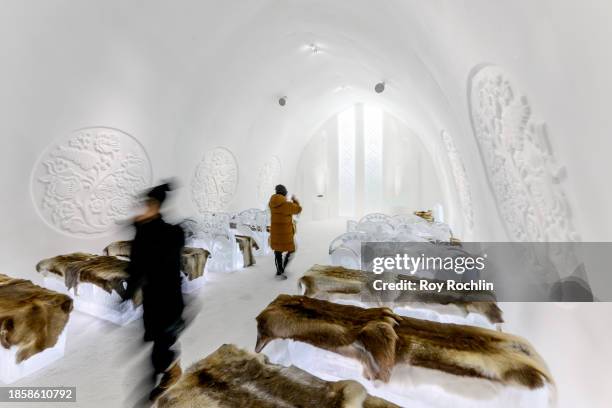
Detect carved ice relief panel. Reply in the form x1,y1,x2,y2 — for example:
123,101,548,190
191,147,238,213
257,156,281,205
31,127,152,237
468,65,578,241
441,130,474,233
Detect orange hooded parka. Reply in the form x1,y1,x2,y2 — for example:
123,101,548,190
268,194,302,252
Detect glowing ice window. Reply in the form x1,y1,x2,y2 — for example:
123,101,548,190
363,106,383,212
338,107,356,217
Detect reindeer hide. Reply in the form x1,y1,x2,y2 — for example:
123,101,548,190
103,241,209,281
256,295,401,383
235,235,257,267
36,253,140,304
299,264,503,324
181,247,209,280
156,344,399,408
102,241,132,258
35,252,97,278
256,295,551,389
0,273,73,363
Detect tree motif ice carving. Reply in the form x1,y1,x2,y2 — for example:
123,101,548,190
468,65,579,241
191,147,238,213
441,130,474,234
256,156,281,205
32,127,152,236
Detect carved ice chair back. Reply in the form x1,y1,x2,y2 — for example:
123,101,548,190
346,220,358,232
328,231,369,269
354,220,395,240
359,213,392,224
392,224,430,242
390,214,421,227
428,222,453,242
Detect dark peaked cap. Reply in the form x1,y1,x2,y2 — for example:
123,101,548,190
147,183,171,204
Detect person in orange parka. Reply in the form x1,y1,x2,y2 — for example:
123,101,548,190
268,184,302,279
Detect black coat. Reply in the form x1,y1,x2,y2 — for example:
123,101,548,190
126,215,185,341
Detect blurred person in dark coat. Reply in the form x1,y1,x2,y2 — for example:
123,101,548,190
124,182,185,402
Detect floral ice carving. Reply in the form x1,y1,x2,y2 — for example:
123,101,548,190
468,65,579,241
191,147,238,213
441,130,474,234
256,156,281,205
32,127,152,236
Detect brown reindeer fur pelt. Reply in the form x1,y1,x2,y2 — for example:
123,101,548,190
180,247,209,280
256,295,551,389
102,241,132,258
0,273,73,363
256,295,401,383
235,235,257,267
414,210,434,222
35,252,97,278
299,264,503,324
156,344,400,408
36,253,139,304
64,256,130,295
103,241,209,280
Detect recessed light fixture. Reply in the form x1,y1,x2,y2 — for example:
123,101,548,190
375,82,386,93
278,96,288,106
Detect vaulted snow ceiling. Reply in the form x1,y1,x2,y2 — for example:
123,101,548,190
1,0,611,268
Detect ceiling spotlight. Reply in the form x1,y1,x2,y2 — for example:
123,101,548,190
375,82,386,93
278,96,287,106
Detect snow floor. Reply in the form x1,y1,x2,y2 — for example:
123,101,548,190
6,219,612,407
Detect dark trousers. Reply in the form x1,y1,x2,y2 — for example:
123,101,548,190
274,251,293,275
151,331,178,374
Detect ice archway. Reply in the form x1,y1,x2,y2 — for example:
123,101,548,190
295,104,457,228
0,2,611,407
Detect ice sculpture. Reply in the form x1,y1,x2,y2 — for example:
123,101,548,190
41,277,141,326
232,208,271,256
330,213,457,268
328,231,370,269
181,212,242,273
359,213,392,224
263,340,553,408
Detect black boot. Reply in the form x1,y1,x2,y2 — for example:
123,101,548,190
283,252,293,271
149,360,182,402
274,251,284,276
